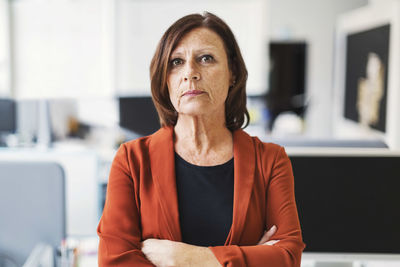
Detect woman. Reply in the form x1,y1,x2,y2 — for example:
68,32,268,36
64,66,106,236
97,12,305,267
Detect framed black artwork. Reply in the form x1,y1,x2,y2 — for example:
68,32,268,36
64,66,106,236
344,24,390,133
333,3,400,149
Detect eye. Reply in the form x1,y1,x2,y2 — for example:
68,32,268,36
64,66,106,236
199,55,214,63
170,58,183,67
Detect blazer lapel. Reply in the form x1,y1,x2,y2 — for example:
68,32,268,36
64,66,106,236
226,129,256,245
149,126,182,241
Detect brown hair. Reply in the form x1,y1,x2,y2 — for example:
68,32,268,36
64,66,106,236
150,11,249,131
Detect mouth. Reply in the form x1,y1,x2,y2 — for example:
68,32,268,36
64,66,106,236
182,90,205,97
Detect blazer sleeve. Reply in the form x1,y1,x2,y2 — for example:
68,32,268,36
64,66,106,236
209,146,305,267
97,144,155,266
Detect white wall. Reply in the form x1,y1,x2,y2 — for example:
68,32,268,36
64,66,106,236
0,0,11,97
10,0,113,99
268,0,368,137
115,0,268,96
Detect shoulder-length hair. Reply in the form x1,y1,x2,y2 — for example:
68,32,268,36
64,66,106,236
150,11,249,131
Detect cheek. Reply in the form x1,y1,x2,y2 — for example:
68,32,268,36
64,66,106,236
207,68,230,95
167,76,180,107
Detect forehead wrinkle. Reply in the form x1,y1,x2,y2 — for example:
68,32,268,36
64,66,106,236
171,29,225,53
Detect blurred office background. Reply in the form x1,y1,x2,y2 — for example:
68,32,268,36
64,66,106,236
1,0,400,266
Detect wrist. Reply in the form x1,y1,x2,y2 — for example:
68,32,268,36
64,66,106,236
203,247,221,267
175,244,220,267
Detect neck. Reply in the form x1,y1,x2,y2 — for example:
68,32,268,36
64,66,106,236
173,111,233,165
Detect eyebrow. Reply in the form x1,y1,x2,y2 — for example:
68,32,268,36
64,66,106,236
170,47,218,57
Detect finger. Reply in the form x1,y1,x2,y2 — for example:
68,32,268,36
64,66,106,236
257,225,277,245
264,225,277,240
257,231,268,245
141,239,152,255
263,240,280,246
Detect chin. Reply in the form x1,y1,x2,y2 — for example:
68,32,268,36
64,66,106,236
178,103,214,117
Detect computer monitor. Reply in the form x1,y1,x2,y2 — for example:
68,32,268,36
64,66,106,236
118,96,160,136
0,161,66,266
0,99,16,146
288,148,400,263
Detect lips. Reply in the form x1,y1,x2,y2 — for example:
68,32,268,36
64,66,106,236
182,90,205,96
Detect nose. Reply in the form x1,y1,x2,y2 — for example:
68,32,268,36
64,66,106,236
183,61,201,81
184,73,200,81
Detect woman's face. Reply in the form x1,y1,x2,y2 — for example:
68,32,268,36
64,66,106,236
167,27,233,118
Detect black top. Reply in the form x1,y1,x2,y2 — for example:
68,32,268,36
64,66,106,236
175,153,234,246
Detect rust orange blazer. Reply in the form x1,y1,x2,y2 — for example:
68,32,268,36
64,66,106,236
97,126,305,266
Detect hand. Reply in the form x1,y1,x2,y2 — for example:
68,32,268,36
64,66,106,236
142,238,220,267
142,239,178,267
257,225,280,246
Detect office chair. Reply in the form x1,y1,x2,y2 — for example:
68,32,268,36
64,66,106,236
0,161,66,267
